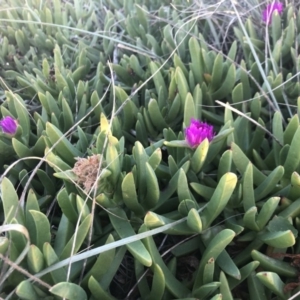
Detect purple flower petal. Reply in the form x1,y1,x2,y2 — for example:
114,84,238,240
0,116,18,135
185,119,214,148
262,2,283,25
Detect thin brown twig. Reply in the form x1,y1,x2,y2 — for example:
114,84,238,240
0,253,52,290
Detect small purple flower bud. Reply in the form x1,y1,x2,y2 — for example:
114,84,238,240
262,2,283,25
0,116,18,135
185,119,214,148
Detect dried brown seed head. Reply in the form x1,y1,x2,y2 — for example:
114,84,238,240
72,154,106,192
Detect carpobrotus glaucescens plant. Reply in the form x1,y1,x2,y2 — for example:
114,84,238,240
185,119,214,148
0,116,17,135
262,1,283,24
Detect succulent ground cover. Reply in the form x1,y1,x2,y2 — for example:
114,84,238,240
0,0,300,299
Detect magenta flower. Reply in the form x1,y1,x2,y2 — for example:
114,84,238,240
0,116,18,135
185,119,214,148
262,2,283,25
